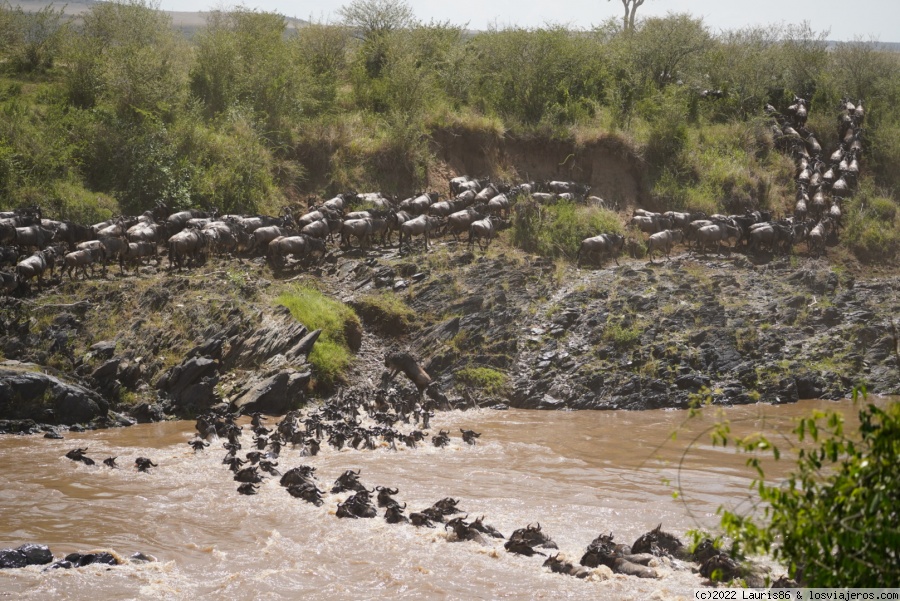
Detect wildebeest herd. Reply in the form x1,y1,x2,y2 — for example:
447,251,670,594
599,97,867,265
58,378,752,584
1,97,865,295
0,180,597,295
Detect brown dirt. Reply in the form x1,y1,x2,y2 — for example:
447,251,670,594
428,127,648,209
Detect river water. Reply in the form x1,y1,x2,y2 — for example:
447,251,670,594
0,398,886,600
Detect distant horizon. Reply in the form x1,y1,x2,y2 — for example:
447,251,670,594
13,0,900,43
153,0,898,43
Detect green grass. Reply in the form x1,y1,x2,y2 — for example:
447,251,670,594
511,199,623,260
276,285,361,389
455,366,508,396
603,317,642,348
354,291,416,334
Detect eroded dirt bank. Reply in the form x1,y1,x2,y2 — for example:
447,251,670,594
1,241,897,433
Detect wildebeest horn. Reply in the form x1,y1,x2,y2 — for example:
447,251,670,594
376,486,384,491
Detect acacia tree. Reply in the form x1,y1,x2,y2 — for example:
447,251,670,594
339,0,415,77
609,0,649,32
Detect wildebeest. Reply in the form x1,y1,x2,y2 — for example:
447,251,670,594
63,248,104,280
468,215,498,251
575,233,625,267
694,223,740,254
12,225,56,251
168,228,208,269
267,235,326,269
398,215,442,254
446,207,486,242
646,229,683,262
134,457,158,472
340,218,374,249
120,241,157,273
16,248,56,290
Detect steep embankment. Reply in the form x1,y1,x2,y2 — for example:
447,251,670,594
428,127,648,208
4,235,897,436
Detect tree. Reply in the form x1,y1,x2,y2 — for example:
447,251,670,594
338,0,414,40
609,0,648,32
191,8,307,128
339,0,415,77
65,0,188,118
0,2,68,73
701,390,900,586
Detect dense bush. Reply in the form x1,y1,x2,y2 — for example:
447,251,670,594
454,366,508,396
0,2,897,261
716,395,900,586
511,199,623,259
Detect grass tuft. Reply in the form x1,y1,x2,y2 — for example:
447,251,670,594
276,285,360,389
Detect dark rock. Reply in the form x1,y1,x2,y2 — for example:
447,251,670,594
675,373,710,391
223,310,318,368
88,341,117,361
17,544,52,565
64,552,119,567
186,337,225,361
90,358,121,384
0,548,27,569
129,552,156,563
0,363,108,425
156,357,218,398
129,402,165,423
0,544,52,568
230,369,311,415
820,307,842,326
795,374,824,399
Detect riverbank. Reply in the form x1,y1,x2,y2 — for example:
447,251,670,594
1,239,897,433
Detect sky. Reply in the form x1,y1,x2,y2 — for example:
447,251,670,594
155,0,900,42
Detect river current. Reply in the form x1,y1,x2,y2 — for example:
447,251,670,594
0,399,881,600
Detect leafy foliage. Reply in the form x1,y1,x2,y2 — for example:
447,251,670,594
455,366,508,396
0,4,897,261
0,2,68,73
511,199,623,259
713,392,900,586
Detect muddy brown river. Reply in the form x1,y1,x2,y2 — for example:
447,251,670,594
0,398,887,599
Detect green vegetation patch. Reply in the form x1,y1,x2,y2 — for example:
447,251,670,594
276,285,361,389
353,291,416,335
603,317,642,348
512,199,623,259
455,366,508,396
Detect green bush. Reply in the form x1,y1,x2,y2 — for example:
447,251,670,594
511,199,623,259
603,318,641,348
844,196,900,263
716,395,900,586
276,286,361,389
868,196,898,223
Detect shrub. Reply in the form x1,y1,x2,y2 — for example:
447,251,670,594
715,394,900,586
844,198,900,263
511,199,623,260
603,318,641,348
868,196,898,223
276,286,361,390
